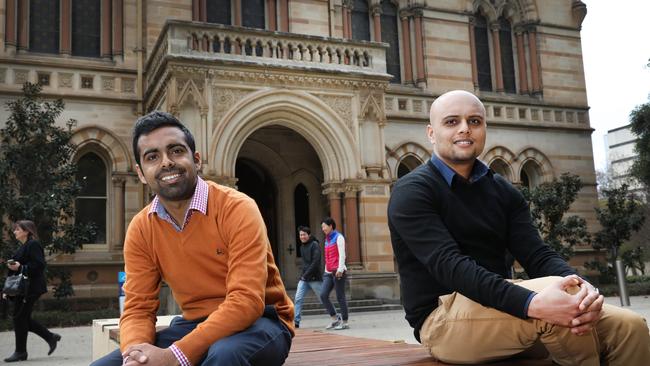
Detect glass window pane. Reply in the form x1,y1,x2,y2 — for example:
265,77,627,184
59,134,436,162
381,0,400,83
207,0,232,24
499,18,516,94
72,0,101,57
242,0,265,29
77,153,107,196
30,0,60,54
352,0,370,41
474,14,492,91
75,198,106,243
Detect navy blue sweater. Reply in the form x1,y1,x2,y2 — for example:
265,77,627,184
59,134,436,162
387,160,576,341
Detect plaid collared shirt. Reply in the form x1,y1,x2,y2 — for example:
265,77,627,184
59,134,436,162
148,176,209,232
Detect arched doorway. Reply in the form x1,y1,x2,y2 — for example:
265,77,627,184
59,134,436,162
236,125,325,288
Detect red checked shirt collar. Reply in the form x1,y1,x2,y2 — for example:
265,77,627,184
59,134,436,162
148,176,209,231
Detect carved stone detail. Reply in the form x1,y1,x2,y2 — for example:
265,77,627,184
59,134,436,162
212,88,252,130
315,94,353,129
102,76,115,91
14,69,28,85
122,78,135,93
59,73,73,88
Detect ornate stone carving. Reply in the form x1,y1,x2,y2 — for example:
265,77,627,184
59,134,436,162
212,88,252,129
14,69,28,85
102,76,115,91
59,73,73,88
315,94,353,129
0,68,5,84
122,78,135,93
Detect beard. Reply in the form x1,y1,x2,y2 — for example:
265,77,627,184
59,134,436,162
154,168,197,201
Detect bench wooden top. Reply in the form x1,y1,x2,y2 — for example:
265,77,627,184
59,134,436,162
285,329,553,366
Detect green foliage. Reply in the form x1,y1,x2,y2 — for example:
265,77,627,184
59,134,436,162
520,173,590,260
629,97,650,192
621,246,645,275
0,83,96,299
593,184,645,261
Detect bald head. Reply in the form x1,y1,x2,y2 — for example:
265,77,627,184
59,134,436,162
426,90,487,178
429,90,486,125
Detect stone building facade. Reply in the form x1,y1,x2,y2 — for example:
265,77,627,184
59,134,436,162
0,0,596,300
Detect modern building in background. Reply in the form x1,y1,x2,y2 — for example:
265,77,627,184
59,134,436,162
0,0,598,301
606,124,645,198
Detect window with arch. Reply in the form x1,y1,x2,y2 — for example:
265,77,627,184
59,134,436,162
293,184,310,258
397,155,423,178
520,160,542,189
72,0,101,57
242,0,266,29
207,0,232,25
351,0,371,41
29,0,60,54
380,0,401,84
474,13,492,91
498,17,516,94
75,152,107,244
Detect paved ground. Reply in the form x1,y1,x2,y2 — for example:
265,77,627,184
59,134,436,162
0,295,648,366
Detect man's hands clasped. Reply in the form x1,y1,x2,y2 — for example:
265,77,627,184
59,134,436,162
121,344,179,366
527,275,604,336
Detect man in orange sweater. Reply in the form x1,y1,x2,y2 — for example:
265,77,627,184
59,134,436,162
91,111,294,366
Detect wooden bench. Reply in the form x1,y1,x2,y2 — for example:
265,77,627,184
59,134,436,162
92,317,552,365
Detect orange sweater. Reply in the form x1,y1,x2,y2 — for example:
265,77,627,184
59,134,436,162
119,181,294,364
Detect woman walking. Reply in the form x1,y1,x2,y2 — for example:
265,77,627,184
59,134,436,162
319,217,349,330
3,220,61,362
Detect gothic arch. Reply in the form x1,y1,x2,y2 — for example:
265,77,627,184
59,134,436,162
176,79,207,112
482,145,516,165
471,0,538,23
516,147,553,183
70,126,131,172
210,89,361,182
385,142,430,180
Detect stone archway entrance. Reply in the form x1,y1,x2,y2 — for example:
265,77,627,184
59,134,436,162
236,125,325,289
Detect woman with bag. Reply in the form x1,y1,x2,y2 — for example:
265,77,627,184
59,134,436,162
2,220,60,362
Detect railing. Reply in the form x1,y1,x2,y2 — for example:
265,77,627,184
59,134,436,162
147,20,389,86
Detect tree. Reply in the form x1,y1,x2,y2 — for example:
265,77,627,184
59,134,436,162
629,97,650,194
520,173,590,261
0,83,95,299
593,184,645,267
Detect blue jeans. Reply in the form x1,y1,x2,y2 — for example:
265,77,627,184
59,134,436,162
90,305,291,366
293,280,323,324
320,272,348,321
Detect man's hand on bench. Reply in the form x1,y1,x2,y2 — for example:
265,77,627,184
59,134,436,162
122,344,179,366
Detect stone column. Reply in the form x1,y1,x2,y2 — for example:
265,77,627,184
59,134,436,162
468,18,478,89
371,5,381,42
17,0,28,51
192,0,200,20
400,13,413,85
344,186,361,266
279,0,289,32
268,0,277,31
60,0,72,55
234,0,242,26
324,186,343,232
112,175,126,250
413,9,425,86
342,1,350,38
101,0,112,59
515,30,528,94
528,29,541,94
200,0,207,21
491,22,504,92
5,0,17,50
112,0,123,57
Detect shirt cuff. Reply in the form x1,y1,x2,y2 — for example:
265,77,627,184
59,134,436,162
523,292,536,319
170,344,191,366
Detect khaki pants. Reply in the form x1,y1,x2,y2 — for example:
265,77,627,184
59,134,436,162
420,277,650,366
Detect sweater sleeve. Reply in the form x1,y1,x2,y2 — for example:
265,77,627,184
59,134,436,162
388,177,533,319
22,240,46,278
336,235,347,272
174,196,269,364
119,215,161,352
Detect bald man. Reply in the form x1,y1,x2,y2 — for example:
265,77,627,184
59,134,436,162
387,90,650,365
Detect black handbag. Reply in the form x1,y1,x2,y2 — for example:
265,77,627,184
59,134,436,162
3,266,29,297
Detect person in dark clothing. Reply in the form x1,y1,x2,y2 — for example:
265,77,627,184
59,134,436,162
2,220,61,362
387,90,650,365
292,226,323,328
